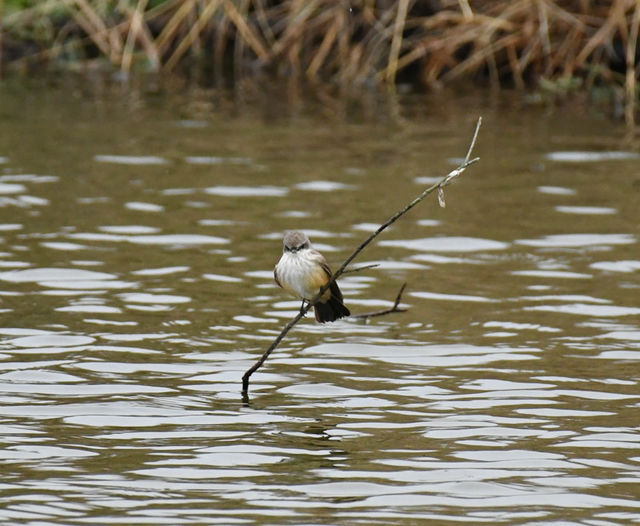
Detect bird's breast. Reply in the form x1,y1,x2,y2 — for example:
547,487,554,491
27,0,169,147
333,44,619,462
276,252,329,301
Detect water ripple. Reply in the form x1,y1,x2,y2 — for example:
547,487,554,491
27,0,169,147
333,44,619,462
516,234,635,248
379,237,509,252
2,90,639,525
94,155,169,165
546,151,640,162
205,185,288,197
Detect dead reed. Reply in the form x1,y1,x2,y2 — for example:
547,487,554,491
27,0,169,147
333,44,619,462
2,1,639,120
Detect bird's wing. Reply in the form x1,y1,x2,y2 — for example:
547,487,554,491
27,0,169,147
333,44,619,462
311,251,344,302
309,250,332,278
273,266,282,288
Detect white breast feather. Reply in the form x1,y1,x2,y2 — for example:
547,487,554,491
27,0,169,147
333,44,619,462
276,251,324,300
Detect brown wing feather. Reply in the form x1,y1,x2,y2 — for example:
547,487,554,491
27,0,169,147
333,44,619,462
309,254,349,322
319,260,332,279
274,266,282,288
318,259,344,302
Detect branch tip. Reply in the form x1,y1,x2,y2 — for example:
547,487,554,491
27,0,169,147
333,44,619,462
350,282,408,320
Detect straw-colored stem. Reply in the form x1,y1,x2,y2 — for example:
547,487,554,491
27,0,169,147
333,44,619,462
625,1,640,129
458,0,473,19
165,0,222,72
121,0,152,74
155,0,195,55
222,0,269,61
307,13,339,78
576,0,626,66
1,0,637,99
386,0,410,84
63,0,111,60
0,0,3,79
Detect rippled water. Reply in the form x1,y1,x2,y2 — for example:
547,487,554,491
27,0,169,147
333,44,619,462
0,85,639,524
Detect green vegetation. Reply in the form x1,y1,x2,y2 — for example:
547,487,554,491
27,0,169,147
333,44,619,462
1,1,639,122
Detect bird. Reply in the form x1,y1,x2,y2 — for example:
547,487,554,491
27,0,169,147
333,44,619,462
274,230,350,323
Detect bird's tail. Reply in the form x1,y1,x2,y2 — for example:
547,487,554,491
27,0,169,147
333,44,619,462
314,295,350,323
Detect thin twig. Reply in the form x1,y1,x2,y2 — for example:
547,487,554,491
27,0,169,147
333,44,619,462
242,117,482,396
350,282,408,320
343,263,379,274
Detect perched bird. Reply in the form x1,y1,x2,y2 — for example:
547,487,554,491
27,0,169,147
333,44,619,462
274,230,350,323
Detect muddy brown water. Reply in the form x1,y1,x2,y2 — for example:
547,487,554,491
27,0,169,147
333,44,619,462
0,84,639,524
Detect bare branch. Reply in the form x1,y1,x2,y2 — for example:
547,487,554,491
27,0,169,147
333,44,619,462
343,263,380,274
464,115,483,163
242,117,483,396
349,283,408,320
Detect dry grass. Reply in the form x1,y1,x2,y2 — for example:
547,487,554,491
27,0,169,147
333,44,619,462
2,1,639,121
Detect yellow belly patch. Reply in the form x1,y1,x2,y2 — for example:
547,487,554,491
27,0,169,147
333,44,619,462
306,268,331,301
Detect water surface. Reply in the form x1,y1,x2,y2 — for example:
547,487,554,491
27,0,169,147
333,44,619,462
0,84,639,524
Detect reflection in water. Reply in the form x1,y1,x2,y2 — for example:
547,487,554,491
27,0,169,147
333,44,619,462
94,154,169,165
556,205,617,215
204,185,289,196
0,87,638,524
379,236,510,252
545,151,640,162
516,233,636,248
538,185,577,195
